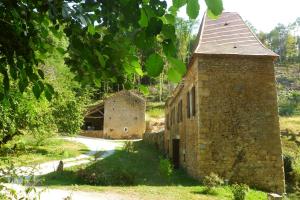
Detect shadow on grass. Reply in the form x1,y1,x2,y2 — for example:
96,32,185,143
41,141,199,187
191,188,218,196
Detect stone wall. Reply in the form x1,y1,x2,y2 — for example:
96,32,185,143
103,91,146,139
143,131,164,152
197,55,284,193
165,57,200,178
80,130,103,138
165,55,285,193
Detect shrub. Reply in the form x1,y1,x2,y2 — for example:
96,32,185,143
159,157,173,178
52,97,84,135
231,183,249,200
123,141,135,153
202,172,224,193
77,167,135,186
283,154,294,182
278,91,300,116
283,154,300,192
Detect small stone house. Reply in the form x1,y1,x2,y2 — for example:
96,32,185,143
82,90,146,139
164,12,285,193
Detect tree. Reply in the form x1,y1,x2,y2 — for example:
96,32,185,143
0,0,224,99
175,17,196,64
285,34,298,62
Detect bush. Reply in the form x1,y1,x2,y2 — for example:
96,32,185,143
283,154,300,192
284,154,294,183
123,141,135,153
52,97,84,135
231,183,249,200
278,91,300,116
202,172,224,193
159,157,173,178
77,167,135,186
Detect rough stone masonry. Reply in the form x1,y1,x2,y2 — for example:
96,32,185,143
164,12,285,193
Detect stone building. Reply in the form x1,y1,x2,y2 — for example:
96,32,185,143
164,12,285,193
82,90,146,139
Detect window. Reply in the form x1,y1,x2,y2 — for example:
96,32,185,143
166,113,169,130
177,100,182,123
170,108,175,126
187,86,196,119
191,86,196,116
172,107,176,125
187,91,190,118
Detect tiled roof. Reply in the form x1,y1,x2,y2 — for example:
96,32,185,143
194,12,278,57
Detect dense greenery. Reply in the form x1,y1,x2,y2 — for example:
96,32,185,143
0,27,91,146
0,0,224,147
0,0,223,99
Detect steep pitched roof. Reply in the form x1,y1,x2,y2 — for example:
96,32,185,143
193,12,277,57
106,90,145,103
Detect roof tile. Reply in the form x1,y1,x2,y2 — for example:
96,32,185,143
194,12,278,57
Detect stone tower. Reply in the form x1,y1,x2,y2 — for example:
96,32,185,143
164,12,285,193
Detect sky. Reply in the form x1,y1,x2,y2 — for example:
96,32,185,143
166,0,300,33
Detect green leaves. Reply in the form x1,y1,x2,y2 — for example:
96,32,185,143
168,67,181,83
161,24,176,42
132,60,144,76
164,14,176,25
139,9,148,27
123,58,143,77
167,57,186,83
168,57,186,75
32,82,43,99
95,51,107,67
172,0,187,9
187,0,200,19
205,0,223,17
38,69,44,79
145,53,164,77
87,24,96,35
139,84,149,95
44,84,55,101
146,17,163,37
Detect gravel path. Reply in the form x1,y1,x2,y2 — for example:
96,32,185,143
15,136,124,177
5,184,138,200
5,136,140,200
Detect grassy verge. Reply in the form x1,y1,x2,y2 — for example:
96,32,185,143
41,141,266,200
146,101,165,119
279,116,300,198
280,116,300,133
0,136,89,167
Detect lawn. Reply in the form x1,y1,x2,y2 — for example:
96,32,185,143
0,136,89,167
41,141,267,200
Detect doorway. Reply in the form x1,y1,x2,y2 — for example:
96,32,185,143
172,139,180,169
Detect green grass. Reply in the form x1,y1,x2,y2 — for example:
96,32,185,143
280,116,300,133
0,136,89,167
146,101,165,119
279,116,300,199
41,141,266,200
